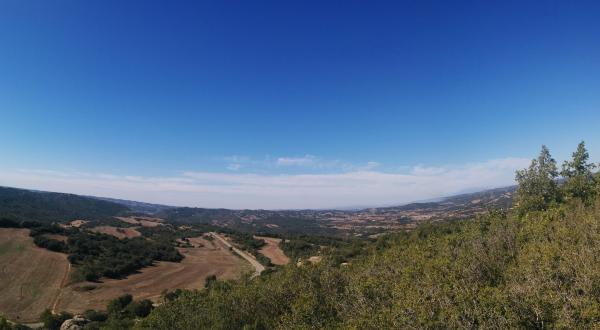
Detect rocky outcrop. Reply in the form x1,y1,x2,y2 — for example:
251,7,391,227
60,315,89,330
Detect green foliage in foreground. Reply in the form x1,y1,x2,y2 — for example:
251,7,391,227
514,141,597,216
137,196,600,329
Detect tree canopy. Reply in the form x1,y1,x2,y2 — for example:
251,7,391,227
514,145,561,216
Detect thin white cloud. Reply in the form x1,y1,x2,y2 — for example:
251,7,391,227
227,163,242,171
363,161,380,170
276,155,317,167
0,157,529,209
220,154,365,172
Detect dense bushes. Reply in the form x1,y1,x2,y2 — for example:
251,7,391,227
280,235,364,263
33,235,68,252
279,238,318,259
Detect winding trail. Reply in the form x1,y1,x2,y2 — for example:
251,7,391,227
209,232,265,277
51,262,71,314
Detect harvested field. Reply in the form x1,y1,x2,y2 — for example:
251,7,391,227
116,216,164,227
186,236,209,248
115,217,139,225
63,220,87,228
0,228,70,323
255,236,290,265
89,226,142,239
57,236,251,313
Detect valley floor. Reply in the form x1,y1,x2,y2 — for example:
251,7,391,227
0,230,252,321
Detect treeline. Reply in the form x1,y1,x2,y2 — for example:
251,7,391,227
225,232,273,266
134,142,600,329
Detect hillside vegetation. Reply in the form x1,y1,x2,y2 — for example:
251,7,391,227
0,187,128,224
136,142,600,329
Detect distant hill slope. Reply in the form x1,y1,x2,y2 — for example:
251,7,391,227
155,186,516,235
0,185,515,233
92,196,172,214
0,186,129,223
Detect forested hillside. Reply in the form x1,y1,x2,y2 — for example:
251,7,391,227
0,187,129,224
136,142,600,329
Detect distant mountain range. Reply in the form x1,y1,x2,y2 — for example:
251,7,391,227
91,185,517,235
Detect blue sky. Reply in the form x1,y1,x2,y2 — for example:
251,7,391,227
1,1,599,208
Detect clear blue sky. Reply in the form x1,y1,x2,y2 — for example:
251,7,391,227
1,1,599,208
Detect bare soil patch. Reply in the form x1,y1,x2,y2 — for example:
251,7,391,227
57,236,250,313
254,236,290,265
0,228,69,323
89,226,142,239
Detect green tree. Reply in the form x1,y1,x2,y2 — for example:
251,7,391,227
0,317,11,330
515,145,560,216
107,294,133,315
40,309,72,330
126,300,154,318
204,275,217,289
561,141,596,203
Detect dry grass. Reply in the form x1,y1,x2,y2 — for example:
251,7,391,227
0,229,70,323
308,256,322,264
57,236,251,314
89,226,142,239
255,236,290,265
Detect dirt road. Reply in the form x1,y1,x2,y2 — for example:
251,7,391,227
51,262,71,314
209,232,265,277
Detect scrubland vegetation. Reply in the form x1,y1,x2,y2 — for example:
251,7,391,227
135,142,600,329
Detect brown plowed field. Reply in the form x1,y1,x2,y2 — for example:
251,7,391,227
255,236,290,265
0,229,70,323
89,226,142,239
